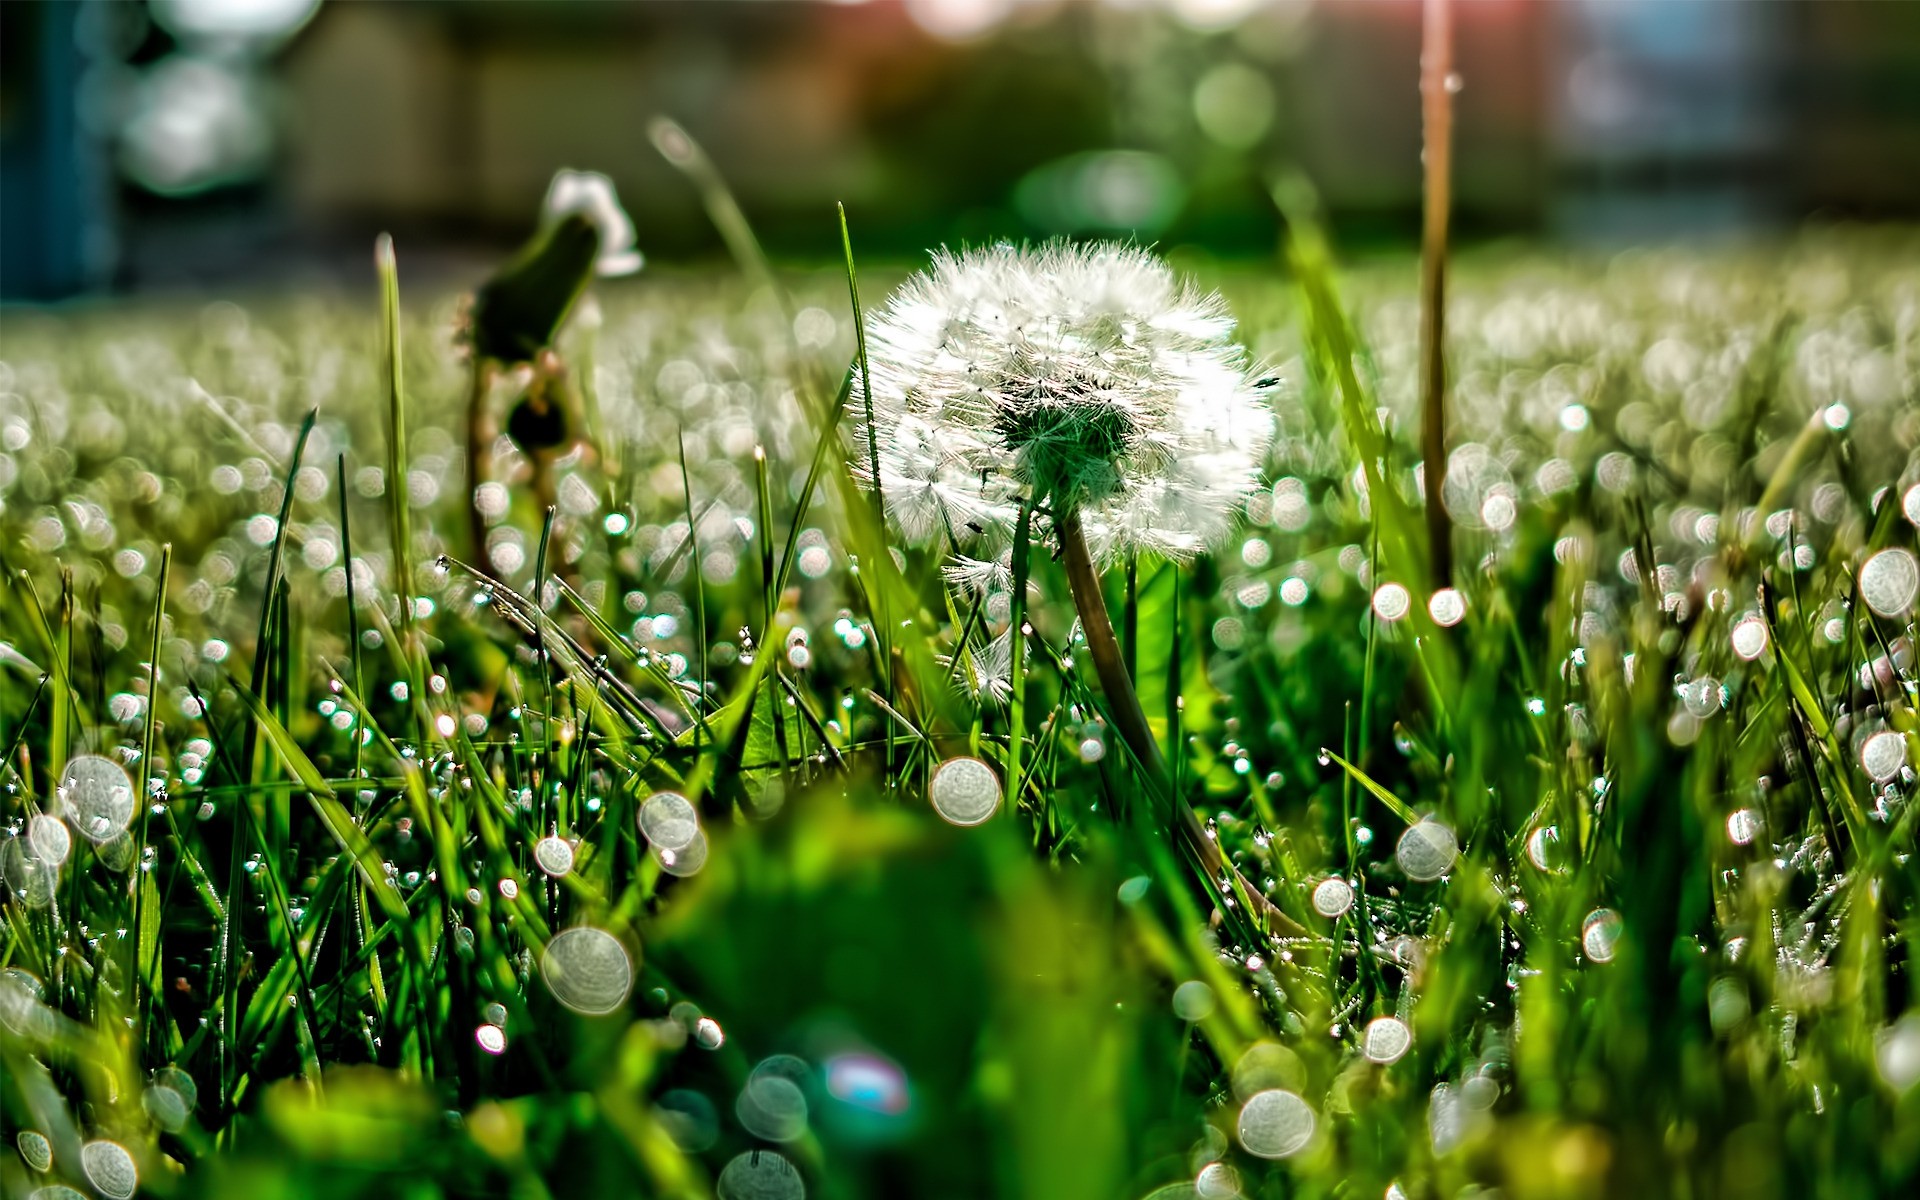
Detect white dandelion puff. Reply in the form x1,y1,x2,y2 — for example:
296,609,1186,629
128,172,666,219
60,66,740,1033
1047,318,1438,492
851,241,1275,562
542,169,644,277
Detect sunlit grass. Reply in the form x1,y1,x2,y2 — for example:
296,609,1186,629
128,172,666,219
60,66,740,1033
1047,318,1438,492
3,226,1920,1199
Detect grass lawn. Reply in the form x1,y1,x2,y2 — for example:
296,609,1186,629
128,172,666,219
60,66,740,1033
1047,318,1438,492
3,226,1920,1199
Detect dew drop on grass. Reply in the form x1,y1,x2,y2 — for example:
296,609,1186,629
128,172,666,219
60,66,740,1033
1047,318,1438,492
638,791,700,852
143,1082,190,1132
1172,980,1216,1022
1362,1016,1412,1064
1682,677,1724,718
1861,731,1907,783
1904,484,1920,527
17,1130,50,1171
27,1186,87,1200
1731,617,1769,660
929,756,1000,826
737,1075,809,1143
656,1089,720,1152
1525,825,1567,874
540,927,634,1015
1876,1013,1920,1094
1582,909,1623,963
1396,820,1457,882
1,838,56,909
1236,1088,1314,1159
80,1140,137,1200
1726,808,1763,846
717,1149,806,1200
1195,1160,1240,1199
1860,548,1920,618
654,829,709,877
694,1016,726,1049
59,755,135,844
1427,588,1465,627
26,815,69,867
1311,877,1353,918
1117,875,1151,905
476,1024,506,1055
1371,582,1411,622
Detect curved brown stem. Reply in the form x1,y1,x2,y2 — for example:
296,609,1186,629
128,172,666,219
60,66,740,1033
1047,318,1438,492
1057,509,1304,937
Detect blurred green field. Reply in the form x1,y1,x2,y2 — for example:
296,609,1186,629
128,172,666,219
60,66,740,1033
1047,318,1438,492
4,227,1920,1200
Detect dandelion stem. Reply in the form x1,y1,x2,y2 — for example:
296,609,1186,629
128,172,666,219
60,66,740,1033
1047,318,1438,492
1057,509,1303,936
1419,0,1455,589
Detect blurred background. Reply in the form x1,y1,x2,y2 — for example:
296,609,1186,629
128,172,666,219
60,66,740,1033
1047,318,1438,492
5,0,1920,299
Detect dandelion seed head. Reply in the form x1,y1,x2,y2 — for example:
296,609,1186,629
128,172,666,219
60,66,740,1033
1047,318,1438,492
853,242,1273,563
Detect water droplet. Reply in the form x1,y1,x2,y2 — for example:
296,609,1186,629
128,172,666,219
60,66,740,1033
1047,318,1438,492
717,1149,806,1200
1117,875,1151,905
929,756,1000,826
1371,582,1411,622
654,829,709,877
638,791,700,852
1236,1088,1314,1159
533,835,575,878
1396,820,1457,882
694,1016,726,1049
59,755,135,844
16,1130,51,1172
656,1089,720,1152
1726,808,1762,846
80,1140,137,1200
26,815,69,867
1172,980,1216,1022
1682,677,1724,718
1875,1013,1920,1094
1582,908,1622,963
1311,877,1353,918
737,1073,810,1143
1195,1160,1241,1198
540,927,634,1015
1427,588,1465,627
142,1082,190,1132
1861,548,1919,618
1362,1015,1412,1064
476,1024,507,1054
1862,730,1907,783
1731,617,1769,661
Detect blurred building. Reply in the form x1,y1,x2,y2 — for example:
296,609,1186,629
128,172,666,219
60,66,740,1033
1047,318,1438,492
4,0,1920,296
